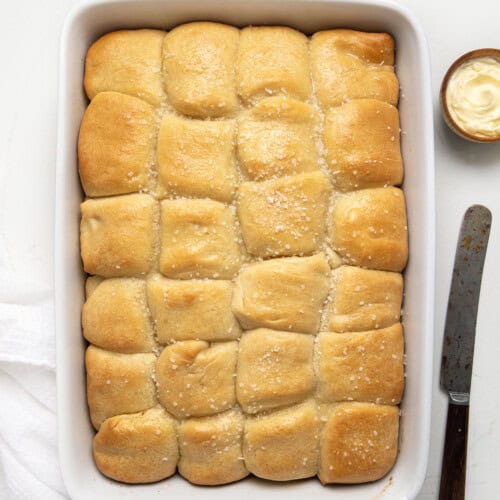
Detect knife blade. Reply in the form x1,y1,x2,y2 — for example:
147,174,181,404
440,204,492,403
439,204,492,500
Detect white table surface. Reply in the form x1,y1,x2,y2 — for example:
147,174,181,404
1,0,499,498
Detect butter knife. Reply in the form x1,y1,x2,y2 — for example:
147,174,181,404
439,205,492,500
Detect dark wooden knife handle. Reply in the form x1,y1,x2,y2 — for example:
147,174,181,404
439,402,469,500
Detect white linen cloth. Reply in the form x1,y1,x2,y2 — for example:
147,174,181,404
0,253,67,499
1,0,70,494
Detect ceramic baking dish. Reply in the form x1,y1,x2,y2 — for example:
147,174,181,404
55,0,435,498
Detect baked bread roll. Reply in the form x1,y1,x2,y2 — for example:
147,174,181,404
330,187,408,272
80,194,158,278
310,29,399,108
159,198,243,279
162,22,239,118
147,276,241,343
85,345,157,429
237,26,311,104
318,403,399,484
324,99,403,191
243,400,319,480
82,278,155,353
84,29,167,106
237,96,320,181
80,23,406,487
316,324,404,404
232,254,330,333
328,266,403,332
236,329,315,413
237,172,332,258
78,91,156,197
177,409,248,485
156,341,238,418
93,406,178,484
156,113,237,202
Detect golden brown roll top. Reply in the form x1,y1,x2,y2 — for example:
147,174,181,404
318,403,400,484
177,410,248,485
237,26,312,104
232,254,330,333
82,278,155,353
162,22,239,118
156,113,238,202
330,187,409,272
78,92,157,198
328,266,404,332
243,400,320,481
237,97,320,181
324,99,403,191
147,277,241,343
84,29,167,106
316,324,404,405
156,341,238,419
93,406,178,484
237,329,315,414
85,346,157,429
237,172,332,258
158,198,243,280
80,194,158,278
310,29,399,108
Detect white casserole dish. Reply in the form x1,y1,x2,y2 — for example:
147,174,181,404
55,0,435,498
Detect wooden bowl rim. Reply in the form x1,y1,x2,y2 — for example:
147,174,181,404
440,48,500,143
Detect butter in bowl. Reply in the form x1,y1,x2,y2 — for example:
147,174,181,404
440,48,500,142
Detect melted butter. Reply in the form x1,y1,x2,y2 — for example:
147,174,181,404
446,56,500,138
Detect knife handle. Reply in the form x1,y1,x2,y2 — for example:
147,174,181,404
439,402,469,500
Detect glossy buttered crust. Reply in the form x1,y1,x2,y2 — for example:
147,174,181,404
81,23,406,486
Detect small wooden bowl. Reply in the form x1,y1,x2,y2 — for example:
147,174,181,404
440,48,500,143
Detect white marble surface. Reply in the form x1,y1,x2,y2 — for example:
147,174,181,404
1,0,499,498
